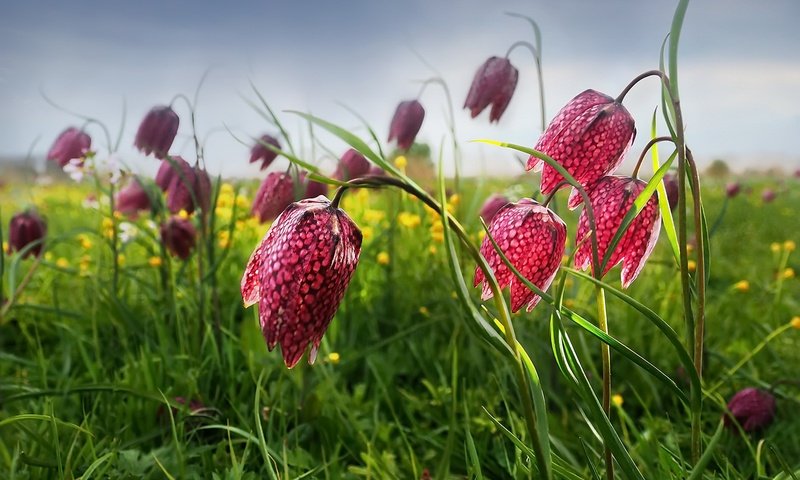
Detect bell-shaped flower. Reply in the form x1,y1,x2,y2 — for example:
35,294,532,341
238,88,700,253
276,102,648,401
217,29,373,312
367,165,385,176
251,172,294,223
574,176,661,288
463,56,519,122
724,387,776,432
134,106,179,159
8,210,47,258
474,199,566,312
155,156,189,192
115,178,152,219
299,172,329,199
663,172,679,211
164,161,211,215
761,188,776,203
527,89,635,208
160,216,197,260
333,149,370,181
388,100,424,150
725,182,741,198
47,127,91,168
250,134,282,171
478,193,510,223
241,196,363,368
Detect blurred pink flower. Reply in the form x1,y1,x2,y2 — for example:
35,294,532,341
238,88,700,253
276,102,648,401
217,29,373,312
250,134,281,171
47,127,91,168
478,193,510,224
160,216,197,260
388,100,424,150
251,172,294,223
464,56,519,122
724,387,776,432
8,211,47,258
134,106,179,159
333,149,370,181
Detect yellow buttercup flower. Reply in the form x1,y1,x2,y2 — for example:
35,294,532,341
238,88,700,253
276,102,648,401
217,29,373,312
448,193,461,206
56,257,69,268
361,226,373,241
377,251,390,265
428,245,437,255
430,220,444,243
783,268,795,279
612,394,624,408
363,209,385,223
2,241,8,252
785,240,796,252
733,280,750,292
397,212,421,229
327,352,341,365
178,209,190,220
78,234,93,250
148,256,162,267
419,306,429,316
394,155,407,169
791,316,800,329
117,254,126,266
771,242,782,253
687,260,697,273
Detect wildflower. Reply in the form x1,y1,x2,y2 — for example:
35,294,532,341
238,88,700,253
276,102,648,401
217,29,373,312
7,211,47,258
101,217,115,239
148,256,162,267
726,182,741,198
463,56,519,122
784,240,796,252
688,260,697,273
363,209,385,223
762,188,776,203
56,258,69,268
430,220,444,243
327,352,341,365
574,176,661,287
771,242,782,253
419,306,429,316
663,172,679,211
429,245,437,255
47,127,91,168
250,134,281,171
479,193,510,224
733,280,750,292
474,198,567,312
63,157,88,182
367,165,385,176
134,105,179,159
377,251,390,265
724,388,776,432
791,316,800,329
394,155,408,170
117,254,126,266
165,162,212,214
155,156,190,191
115,178,152,219
783,268,795,279
251,172,294,224
361,226,373,241
397,212,421,229
527,90,636,208
299,172,329,199
333,149,370,181
612,394,624,408
118,222,138,244
388,100,424,150
241,196,362,368
218,230,230,249
160,217,197,260
79,255,91,276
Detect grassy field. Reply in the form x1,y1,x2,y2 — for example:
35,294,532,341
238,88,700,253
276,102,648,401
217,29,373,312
1,171,798,479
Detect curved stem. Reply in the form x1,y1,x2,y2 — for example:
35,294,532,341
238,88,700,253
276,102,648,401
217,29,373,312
632,136,675,177
541,180,569,207
414,76,461,192
505,12,547,130
615,70,669,104
505,40,539,59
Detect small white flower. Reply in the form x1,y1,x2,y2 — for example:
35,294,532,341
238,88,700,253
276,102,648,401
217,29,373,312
63,158,86,182
119,222,138,244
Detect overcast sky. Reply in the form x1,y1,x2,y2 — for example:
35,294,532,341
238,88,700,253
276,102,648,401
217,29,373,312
1,0,799,178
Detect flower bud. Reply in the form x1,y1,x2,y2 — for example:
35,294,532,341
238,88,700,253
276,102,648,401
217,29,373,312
134,106,179,159
7,211,47,258
388,100,424,150
725,182,741,198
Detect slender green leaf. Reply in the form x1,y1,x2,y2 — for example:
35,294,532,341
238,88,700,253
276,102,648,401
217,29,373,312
650,110,680,264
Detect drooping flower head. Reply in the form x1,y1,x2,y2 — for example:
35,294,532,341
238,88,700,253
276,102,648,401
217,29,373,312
115,178,153,219
155,156,190,192
250,134,282,171
478,193,510,224
165,162,211,214
464,56,519,123
47,127,91,168
134,106,180,159
724,387,776,432
725,182,741,198
388,100,424,150
474,199,566,312
160,216,197,260
241,196,363,368
761,188,776,203
527,89,636,208
299,172,329,199
574,176,661,288
251,172,294,223
7,211,47,258
663,172,679,211
333,149,370,181
367,165,386,176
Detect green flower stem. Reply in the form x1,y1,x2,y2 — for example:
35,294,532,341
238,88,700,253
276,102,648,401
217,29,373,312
596,284,614,480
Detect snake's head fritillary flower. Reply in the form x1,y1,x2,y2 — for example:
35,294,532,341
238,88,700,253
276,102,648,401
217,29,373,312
134,106,179,159
160,216,197,260
367,165,386,176
474,199,566,312
241,196,363,368
725,182,741,198
575,176,661,287
155,156,189,192
478,193,510,223
251,172,294,223
47,127,91,168
299,172,329,199
761,188,776,203
8,211,47,258
527,89,636,209
250,134,281,171
333,149,370,181
165,162,211,214
115,178,152,219
724,387,776,432
464,56,519,123
388,100,424,150
663,172,679,211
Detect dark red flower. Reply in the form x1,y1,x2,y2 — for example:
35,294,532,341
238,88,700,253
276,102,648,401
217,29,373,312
464,56,519,122
47,127,91,168
367,165,385,176
134,106,179,159
160,216,197,260
250,134,282,171
663,172,679,211
7,211,47,258
251,172,294,223
724,387,776,432
115,178,152,219
333,149,370,181
725,182,741,198
155,156,189,192
761,188,776,203
474,199,566,312
299,172,329,199
388,100,424,150
527,89,635,208
241,196,363,368
478,193,510,223
165,162,211,214
574,176,661,287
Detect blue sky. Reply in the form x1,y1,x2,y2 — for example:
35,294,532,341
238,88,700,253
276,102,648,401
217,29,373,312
1,0,799,177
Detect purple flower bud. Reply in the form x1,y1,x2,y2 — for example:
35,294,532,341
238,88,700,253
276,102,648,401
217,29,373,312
388,100,424,150
7,211,47,258
47,127,91,168
527,90,636,209
474,199,566,312
241,196,362,368
250,134,282,171
115,178,152,219
299,172,329,199
134,106,179,159
464,56,519,123
160,216,197,260
251,172,294,223
333,149,370,181
761,188,776,203
663,172,679,211
574,176,661,288
165,162,211,214
724,387,776,432
478,193,510,224
725,182,741,198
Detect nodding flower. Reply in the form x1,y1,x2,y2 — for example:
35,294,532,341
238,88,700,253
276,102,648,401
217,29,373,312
134,106,179,159
333,149,370,181
251,172,294,224
8,210,47,258
160,216,197,260
250,134,282,171
464,56,519,123
47,127,91,168
388,100,424,151
724,387,776,433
